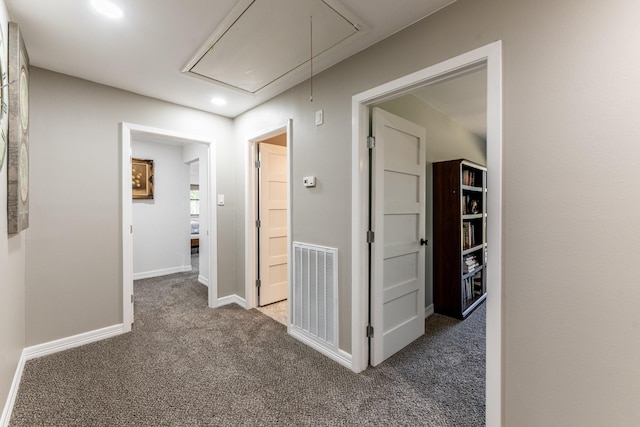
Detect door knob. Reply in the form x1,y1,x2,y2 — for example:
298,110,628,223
420,238,428,246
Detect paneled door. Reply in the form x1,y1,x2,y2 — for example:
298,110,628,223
258,143,288,306
371,107,427,365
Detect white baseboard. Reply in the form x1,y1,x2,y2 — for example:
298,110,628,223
217,294,246,308
425,304,434,318
288,327,353,370
198,275,208,287
24,324,125,361
133,266,192,280
1,350,26,427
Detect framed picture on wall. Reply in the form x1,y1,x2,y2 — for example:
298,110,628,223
0,21,8,174
7,22,30,234
132,158,154,199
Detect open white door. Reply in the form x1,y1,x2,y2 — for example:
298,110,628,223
370,107,426,366
258,143,288,306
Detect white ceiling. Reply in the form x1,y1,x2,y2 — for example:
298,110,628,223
6,0,458,118
413,67,487,139
186,0,363,94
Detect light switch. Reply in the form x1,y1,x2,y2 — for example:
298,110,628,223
303,176,316,187
217,194,225,206
315,109,324,126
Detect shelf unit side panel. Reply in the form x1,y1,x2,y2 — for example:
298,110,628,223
433,160,463,317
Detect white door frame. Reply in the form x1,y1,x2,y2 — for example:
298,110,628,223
244,120,292,318
351,41,503,425
121,122,217,332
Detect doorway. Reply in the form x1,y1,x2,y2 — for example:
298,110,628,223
121,123,217,330
245,121,292,326
255,136,288,324
188,160,201,273
351,41,502,424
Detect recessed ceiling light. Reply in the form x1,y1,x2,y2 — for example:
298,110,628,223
91,0,124,19
211,97,227,106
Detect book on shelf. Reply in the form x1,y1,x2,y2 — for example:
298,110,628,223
463,223,476,249
462,169,477,186
464,277,473,301
473,276,483,296
463,254,480,273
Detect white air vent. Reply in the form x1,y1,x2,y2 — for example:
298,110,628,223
183,0,365,94
292,242,338,350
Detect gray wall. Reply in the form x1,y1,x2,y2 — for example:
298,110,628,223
4,0,640,424
376,94,486,308
234,0,640,424
26,68,234,346
0,5,26,416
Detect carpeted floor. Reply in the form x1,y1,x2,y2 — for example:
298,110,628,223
10,268,485,426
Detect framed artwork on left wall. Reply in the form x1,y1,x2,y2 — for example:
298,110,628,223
0,21,8,174
7,22,30,234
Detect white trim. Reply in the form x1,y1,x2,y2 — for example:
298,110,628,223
198,275,209,287
132,266,192,280
217,294,246,308
121,122,218,330
485,40,504,427
121,123,133,332
285,120,293,336
425,304,434,318
244,122,292,311
206,143,218,309
288,329,352,370
351,41,503,425
24,324,125,361
1,350,26,427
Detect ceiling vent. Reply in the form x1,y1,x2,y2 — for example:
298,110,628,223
183,0,365,94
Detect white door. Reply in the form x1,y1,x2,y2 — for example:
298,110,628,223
371,107,426,365
258,143,288,306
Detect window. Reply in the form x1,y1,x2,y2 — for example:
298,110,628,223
190,185,200,216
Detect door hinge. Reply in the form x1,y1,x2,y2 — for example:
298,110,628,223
130,294,134,303
367,230,375,243
255,160,261,168
256,219,261,228
256,279,261,288
367,136,376,149
366,325,374,338
130,225,133,234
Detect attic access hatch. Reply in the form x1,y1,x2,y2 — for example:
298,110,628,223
183,0,365,94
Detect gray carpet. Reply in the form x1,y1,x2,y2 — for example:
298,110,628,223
191,253,199,273
10,269,485,426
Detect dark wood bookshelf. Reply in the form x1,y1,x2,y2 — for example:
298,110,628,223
433,159,487,319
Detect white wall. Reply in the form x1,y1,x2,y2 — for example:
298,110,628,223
376,94,486,309
132,140,190,279
0,2,27,421
189,161,199,186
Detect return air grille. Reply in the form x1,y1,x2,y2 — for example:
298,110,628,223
292,242,338,350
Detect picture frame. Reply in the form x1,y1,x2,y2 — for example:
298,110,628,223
7,22,30,234
0,22,8,174
132,158,154,199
